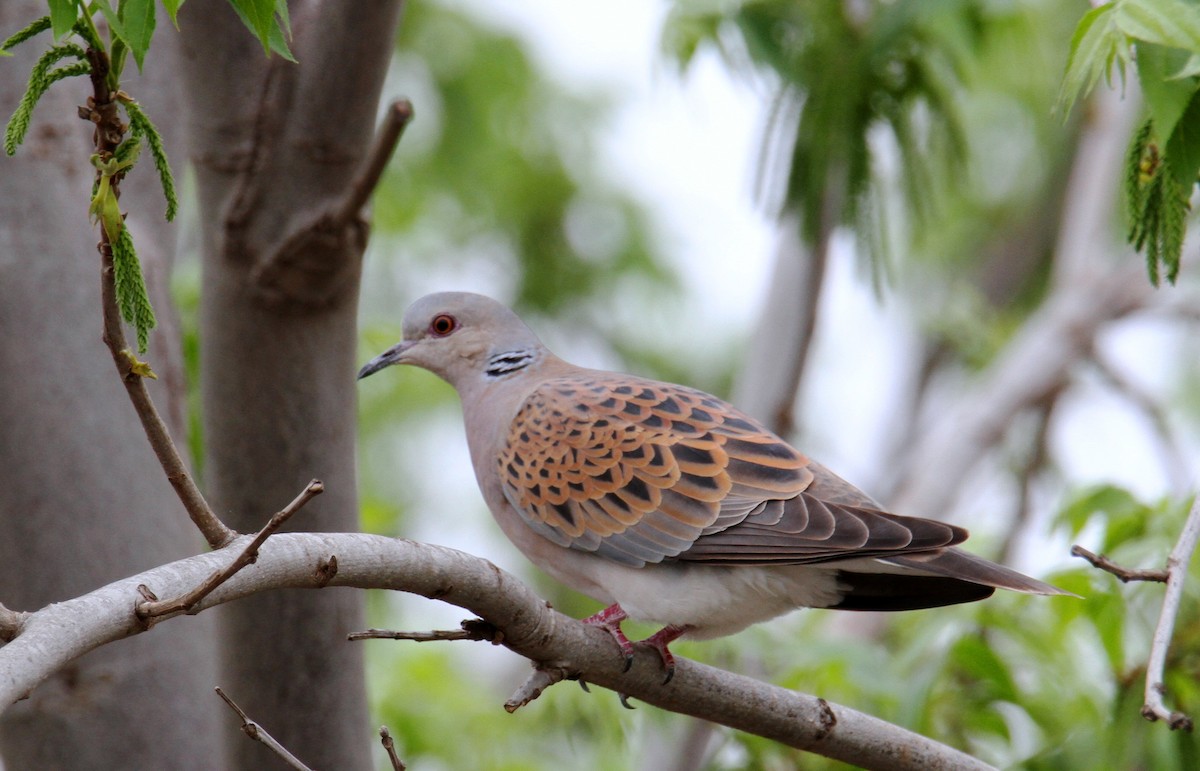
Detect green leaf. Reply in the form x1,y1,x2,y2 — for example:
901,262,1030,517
1137,43,1197,140
1172,52,1200,79
93,0,127,42
1056,484,1142,537
227,0,295,61
228,0,274,52
162,0,186,26
1166,91,1200,190
118,0,156,70
1058,4,1125,116
48,0,78,40
950,636,1018,703
1115,0,1200,53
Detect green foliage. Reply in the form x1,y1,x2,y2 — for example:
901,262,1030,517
111,226,157,352
664,0,980,250
123,97,177,220
2,0,293,357
227,0,295,61
3,41,87,154
1,15,52,53
47,0,77,40
1060,0,1200,285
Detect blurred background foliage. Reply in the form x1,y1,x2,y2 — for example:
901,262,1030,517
164,0,1200,767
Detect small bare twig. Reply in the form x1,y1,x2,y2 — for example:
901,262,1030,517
1142,496,1200,730
349,618,502,644
1000,394,1059,565
215,687,313,771
504,665,572,713
379,726,406,771
333,99,414,225
0,602,29,643
136,480,324,620
1070,545,1169,583
1072,494,1200,731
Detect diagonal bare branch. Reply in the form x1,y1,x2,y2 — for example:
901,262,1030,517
216,687,314,771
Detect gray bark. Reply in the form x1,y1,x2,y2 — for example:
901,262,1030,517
0,3,220,768
176,1,404,767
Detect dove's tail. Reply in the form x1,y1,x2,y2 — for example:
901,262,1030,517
829,547,1075,612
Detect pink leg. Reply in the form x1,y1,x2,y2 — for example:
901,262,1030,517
643,625,686,684
582,603,635,671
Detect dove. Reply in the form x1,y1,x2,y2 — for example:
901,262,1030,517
358,291,1069,681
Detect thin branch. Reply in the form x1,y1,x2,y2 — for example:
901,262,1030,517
135,480,323,620
215,687,314,771
1070,545,1169,583
999,394,1060,565
81,46,235,549
0,533,994,770
1141,496,1200,730
505,666,571,712
333,99,414,225
379,726,406,771
349,623,498,644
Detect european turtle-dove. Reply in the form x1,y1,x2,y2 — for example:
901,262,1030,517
359,292,1068,680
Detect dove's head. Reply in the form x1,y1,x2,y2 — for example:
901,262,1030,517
357,292,547,389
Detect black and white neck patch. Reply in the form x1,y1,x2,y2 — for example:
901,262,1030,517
485,349,537,378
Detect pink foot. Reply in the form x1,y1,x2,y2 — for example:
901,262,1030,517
582,603,635,671
582,605,687,684
643,625,686,684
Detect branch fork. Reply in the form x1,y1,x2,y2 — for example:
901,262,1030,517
136,480,324,623
1072,493,1200,732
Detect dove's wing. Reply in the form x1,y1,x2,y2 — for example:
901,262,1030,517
497,373,967,568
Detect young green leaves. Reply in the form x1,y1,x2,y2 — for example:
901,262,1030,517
1061,0,1200,285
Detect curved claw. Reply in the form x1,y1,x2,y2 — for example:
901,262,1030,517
618,692,636,710
643,625,685,684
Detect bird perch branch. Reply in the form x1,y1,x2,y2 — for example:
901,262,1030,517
0,532,993,770
1071,494,1200,731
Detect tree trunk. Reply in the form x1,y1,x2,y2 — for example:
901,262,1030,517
177,1,404,767
0,4,220,768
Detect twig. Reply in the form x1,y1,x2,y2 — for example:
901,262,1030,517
1141,496,1200,730
1000,394,1059,565
505,665,571,713
350,618,502,643
215,687,314,771
136,480,324,620
379,726,406,771
82,46,235,550
0,602,29,643
332,99,413,225
1070,545,1169,583
351,628,477,643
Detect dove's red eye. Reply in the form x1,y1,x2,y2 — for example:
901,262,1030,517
430,314,457,336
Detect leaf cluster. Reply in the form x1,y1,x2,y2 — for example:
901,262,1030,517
2,0,294,351
1061,0,1200,285
664,0,983,258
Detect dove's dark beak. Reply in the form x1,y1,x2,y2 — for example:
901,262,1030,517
357,340,416,380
